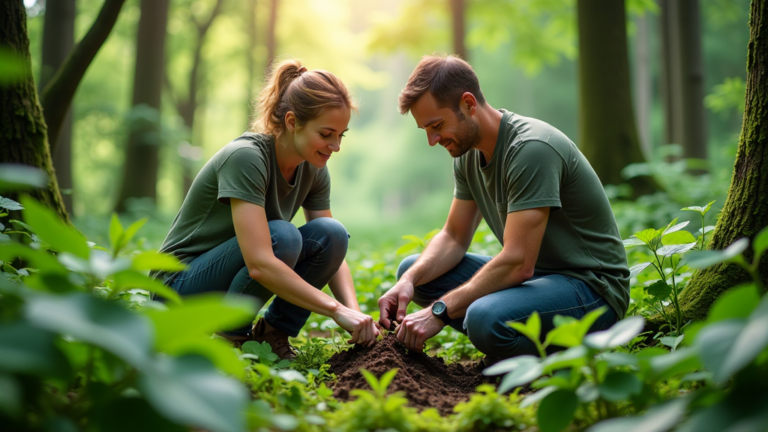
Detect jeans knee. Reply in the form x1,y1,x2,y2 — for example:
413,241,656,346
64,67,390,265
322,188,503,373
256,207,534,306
308,217,348,255
396,254,420,280
465,300,526,357
268,220,302,267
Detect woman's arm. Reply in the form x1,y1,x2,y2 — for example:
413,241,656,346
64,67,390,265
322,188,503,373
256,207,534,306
232,199,377,344
304,209,360,311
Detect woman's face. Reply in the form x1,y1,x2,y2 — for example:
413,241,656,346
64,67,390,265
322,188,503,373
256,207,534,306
289,106,351,168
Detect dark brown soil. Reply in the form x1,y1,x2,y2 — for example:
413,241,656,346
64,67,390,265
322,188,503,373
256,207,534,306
328,334,493,415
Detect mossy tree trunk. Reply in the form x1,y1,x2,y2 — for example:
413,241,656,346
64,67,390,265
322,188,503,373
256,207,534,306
679,0,768,321
1,0,68,222
576,0,658,197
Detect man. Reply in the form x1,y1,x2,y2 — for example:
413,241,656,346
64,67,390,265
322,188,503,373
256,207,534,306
378,55,629,362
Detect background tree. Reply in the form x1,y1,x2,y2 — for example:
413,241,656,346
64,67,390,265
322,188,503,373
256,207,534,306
660,0,708,166
39,0,75,214
576,0,657,196
1,0,68,220
265,0,278,73
114,0,170,212
679,0,768,321
246,0,258,127
450,0,466,60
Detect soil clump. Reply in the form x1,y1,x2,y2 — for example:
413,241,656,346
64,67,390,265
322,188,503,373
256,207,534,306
328,334,493,415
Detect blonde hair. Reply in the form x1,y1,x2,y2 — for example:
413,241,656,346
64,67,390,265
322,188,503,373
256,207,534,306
250,59,356,137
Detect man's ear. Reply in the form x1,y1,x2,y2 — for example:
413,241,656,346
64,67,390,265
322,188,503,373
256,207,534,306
461,92,478,115
284,111,296,132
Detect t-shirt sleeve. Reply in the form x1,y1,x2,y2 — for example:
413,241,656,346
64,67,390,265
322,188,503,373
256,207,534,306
453,158,474,200
216,148,269,206
302,167,331,210
505,141,564,213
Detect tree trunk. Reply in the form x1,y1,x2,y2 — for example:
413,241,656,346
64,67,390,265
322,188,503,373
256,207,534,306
265,0,278,74
115,0,170,212
0,0,68,221
633,12,652,158
40,0,75,215
246,0,258,127
659,0,708,167
678,0,768,321
450,0,467,60
576,0,657,197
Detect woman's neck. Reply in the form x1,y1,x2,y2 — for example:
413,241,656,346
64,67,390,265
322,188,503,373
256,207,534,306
275,135,303,184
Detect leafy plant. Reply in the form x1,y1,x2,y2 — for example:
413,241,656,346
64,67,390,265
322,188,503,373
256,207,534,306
396,229,440,255
452,384,535,431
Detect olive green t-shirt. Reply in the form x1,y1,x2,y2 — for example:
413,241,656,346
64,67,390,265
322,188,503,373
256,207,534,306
156,132,331,283
454,111,630,318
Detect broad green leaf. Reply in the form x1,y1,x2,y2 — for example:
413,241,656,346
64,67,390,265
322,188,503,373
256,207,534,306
575,382,599,403
708,284,760,322
401,234,423,244
0,164,48,192
89,250,132,277
698,226,715,235
144,294,256,352
483,354,539,376
22,197,90,259
753,225,768,260
685,238,750,269
0,243,68,274
121,218,148,249
682,201,716,215
623,238,645,248
661,230,697,245
648,347,700,381
242,341,278,363
25,292,153,367
520,386,557,408
631,228,660,246
694,320,744,384
598,371,642,402
508,311,541,344
629,262,652,279
538,389,577,432
584,316,646,350
598,352,638,367
424,229,440,241
0,197,23,211
586,397,689,432
660,335,685,351
112,270,181,304
93,397,187,432
0,373,21,418
109,213,123,254
395,242,420,255
164,337,246,377
498,361,544,393
543,307,606,348
657,242,697,257
139,355,248,432
718,298,768,382
646,280,672,300
662,221,690,236
132,251,186,272
0,322,71,378
277,370,307,384
378,368,398,391
359,369,380,392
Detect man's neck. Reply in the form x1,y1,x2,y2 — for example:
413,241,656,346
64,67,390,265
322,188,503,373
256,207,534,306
473,104,504,162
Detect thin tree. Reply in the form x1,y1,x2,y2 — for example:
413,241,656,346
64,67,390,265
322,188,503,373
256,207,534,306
166,0,226,194
246,0,258,127
450,0,466,60
39,0,75,214
265,0,278,74
1,0,68,220
678,0,768,321
576,0,658,196
114,0,170,212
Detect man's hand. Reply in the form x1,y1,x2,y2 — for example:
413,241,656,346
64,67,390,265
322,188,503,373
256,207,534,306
332,306,380,347
396,307,444,351
378,279,415,330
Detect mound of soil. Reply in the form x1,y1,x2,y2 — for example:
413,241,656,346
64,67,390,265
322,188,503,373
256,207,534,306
328,334,492,415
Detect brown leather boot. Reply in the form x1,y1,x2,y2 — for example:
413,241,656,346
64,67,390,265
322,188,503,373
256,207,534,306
252,318,296,360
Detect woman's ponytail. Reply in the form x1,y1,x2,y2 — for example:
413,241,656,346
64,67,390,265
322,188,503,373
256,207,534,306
250,59,355,138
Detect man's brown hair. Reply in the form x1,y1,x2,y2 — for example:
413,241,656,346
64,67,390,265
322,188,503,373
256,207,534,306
398,54,486,115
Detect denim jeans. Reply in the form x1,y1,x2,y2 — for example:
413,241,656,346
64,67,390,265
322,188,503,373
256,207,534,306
397,253,617,359
169,217,349,337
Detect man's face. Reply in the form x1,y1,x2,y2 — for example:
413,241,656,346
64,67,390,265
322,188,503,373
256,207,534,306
410,92,481,158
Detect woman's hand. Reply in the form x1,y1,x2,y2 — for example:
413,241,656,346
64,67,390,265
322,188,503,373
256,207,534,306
332,306,380,347
377,279,414,330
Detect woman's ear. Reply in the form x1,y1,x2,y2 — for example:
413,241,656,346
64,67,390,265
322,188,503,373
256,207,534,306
284,111,296,132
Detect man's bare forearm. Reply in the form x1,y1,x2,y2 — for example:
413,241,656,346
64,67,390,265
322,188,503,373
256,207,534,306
399,229,469,287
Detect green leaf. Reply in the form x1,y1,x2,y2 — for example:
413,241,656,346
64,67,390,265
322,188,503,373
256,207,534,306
586,397,689,432
498,361,544,393
698,225,715,235
508,311,541,344
599,352,638,368
113,270,182,304
93,397,188,432
520,386,557,408
631,228,660,246
584,316,646,350
661,230,697,245
708,283,760,322
662,220,689,236
132,252,187,272
21,196,90,259
378,368,398,391
401,234,423,244
277,370,307,383
694,320,744,384
242,341,278,363
122,218,148,249
538,389,577,432
395,242,420,255
139,354,248,432
623,238,646,248
718,297,768,382
0,372,21,418
657,242,697,257
685,238,750,269
25,292,153,367
541,345,589,374
359,369,380,393
109,213,124,254
629,262,652,279
423,229,440,241
660,335,685,351
598,371,642,402
648,347,700,381
753,225,768,260
483,355,540,376
0,197,23,211
0,165,47,192
646,280,672,300
543,307,606,348
0,322,71,378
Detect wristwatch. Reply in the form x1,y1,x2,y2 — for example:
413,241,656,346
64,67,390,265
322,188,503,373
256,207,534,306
431,300,451,325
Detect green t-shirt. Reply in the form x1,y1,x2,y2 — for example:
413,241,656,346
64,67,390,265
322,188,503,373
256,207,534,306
454,111,630,318
156,132,331,283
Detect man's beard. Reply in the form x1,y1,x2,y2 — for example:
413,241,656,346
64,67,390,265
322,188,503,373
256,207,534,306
445,111,481,158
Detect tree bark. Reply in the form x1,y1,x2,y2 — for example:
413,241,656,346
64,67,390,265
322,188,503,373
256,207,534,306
40,0,75,215
0,0,68,221
633,12,652,158
576,0,658,197
678,0,768,321
114,0,170,212
265,0,278,74
450,0,467,60
659,0,708,167
246,0,258,127
39,0,126,152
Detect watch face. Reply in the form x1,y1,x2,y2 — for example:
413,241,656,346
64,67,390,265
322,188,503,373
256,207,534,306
432,301,446,315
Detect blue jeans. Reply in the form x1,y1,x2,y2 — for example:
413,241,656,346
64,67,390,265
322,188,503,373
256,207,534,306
397,253,617,359
169,217,349,337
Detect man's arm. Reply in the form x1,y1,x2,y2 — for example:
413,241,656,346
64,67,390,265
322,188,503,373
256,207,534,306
378,198,481,329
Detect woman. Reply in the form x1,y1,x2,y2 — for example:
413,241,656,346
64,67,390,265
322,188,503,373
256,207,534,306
156,60,379,359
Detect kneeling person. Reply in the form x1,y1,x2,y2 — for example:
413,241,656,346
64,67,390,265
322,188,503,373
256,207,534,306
378,55,629,362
